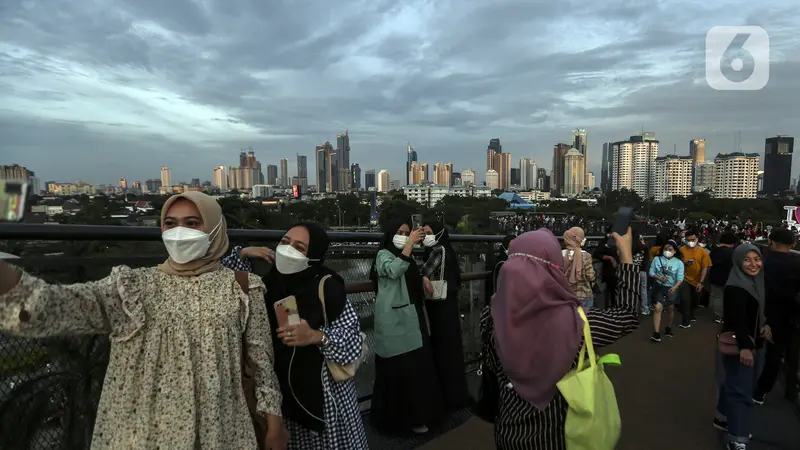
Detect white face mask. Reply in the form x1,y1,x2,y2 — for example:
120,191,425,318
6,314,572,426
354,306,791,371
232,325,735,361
699,243,706,248
423,229,445,248
392,235,408,249
275,244,315,275
663,250,675,259
687,241,697,248
162,221,221,264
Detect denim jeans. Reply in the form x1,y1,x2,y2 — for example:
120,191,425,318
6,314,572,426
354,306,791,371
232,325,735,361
716,348,764,444
638,272,649,313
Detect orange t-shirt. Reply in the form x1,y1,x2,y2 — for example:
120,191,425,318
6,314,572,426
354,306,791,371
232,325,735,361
680,246,712,287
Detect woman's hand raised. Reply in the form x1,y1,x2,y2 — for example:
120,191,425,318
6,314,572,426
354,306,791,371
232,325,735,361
612,227,633,265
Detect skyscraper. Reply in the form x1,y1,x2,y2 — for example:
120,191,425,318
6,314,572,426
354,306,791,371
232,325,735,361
280,158,288,187
563,149,586,197
377,169,391,192
714,152,760,198
461,169,476,186
519,158,538,190
689,139,706,164
296,154,308,190
213,165,228,190
551,143,571,195
160,166,172,188
406,144,418,185
611,134,659,199
315,142,333,193
266,165,278,185
763,135,794,195
537,167,548,190
365,169,376,190
350,163,361,189
571,129,588,186
333,129,351,191
601,143,613,193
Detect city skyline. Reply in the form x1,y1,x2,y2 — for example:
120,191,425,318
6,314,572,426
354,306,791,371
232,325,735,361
2,1,800,185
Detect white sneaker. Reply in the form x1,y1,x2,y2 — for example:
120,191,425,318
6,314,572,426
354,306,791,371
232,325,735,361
412,425,429,434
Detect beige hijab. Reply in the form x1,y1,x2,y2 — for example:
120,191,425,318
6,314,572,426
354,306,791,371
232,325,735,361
157,192,229,276
562,227,585,284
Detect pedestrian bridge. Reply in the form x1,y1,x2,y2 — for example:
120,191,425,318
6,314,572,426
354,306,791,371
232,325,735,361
0,224,797,450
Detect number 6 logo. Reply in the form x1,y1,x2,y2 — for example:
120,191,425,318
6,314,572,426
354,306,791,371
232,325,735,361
705,26,769,91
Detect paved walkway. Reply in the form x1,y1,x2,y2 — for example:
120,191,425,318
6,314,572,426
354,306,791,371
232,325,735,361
411,308,799,450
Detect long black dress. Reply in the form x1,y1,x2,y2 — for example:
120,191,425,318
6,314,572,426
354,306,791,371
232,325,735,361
421,224,469,412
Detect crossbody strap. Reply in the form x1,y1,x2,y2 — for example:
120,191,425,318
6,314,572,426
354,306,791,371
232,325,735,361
438,248,446,281
318,274,333,327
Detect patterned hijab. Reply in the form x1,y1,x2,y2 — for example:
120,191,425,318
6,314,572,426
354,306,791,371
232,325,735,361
492,228,583,410
562,227,585,284
157,192,229,276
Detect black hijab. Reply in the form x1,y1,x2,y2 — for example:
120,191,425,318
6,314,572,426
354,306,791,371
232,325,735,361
423,220,462,285
370,219,426,304
262,222,345,433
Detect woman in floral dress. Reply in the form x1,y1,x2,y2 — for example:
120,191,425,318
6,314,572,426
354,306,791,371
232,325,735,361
0,191,286,449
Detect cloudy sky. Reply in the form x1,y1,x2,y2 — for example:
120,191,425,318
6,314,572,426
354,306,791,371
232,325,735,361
1,0,799,187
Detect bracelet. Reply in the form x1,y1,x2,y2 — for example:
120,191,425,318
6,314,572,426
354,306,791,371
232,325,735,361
319,332,329,347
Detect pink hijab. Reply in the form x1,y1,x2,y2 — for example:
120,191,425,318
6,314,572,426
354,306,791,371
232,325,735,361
491,228,583,410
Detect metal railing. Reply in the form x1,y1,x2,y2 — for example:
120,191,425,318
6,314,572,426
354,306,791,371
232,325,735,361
0,223,611,450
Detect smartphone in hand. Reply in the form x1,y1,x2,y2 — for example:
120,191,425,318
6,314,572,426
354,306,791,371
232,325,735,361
607,206,634,249
274,296,300,329
0,180,30,222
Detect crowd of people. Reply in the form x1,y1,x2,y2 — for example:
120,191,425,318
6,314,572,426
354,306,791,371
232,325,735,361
0,191,798,450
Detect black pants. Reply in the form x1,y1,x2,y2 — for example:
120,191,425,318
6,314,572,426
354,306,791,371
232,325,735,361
680,283,700,323
756,326,800,398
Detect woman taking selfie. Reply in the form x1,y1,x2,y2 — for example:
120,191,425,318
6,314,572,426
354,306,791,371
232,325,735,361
369,220,444,435
0,192,286,449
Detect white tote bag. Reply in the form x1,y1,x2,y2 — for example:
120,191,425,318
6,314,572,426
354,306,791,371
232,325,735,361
426,252,448,300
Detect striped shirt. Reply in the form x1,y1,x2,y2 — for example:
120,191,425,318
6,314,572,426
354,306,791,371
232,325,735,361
481,264,641,450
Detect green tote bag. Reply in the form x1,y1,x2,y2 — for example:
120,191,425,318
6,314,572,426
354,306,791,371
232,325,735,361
556,307,622,450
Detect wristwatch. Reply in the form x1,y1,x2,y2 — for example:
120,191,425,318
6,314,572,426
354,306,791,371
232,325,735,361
319,332,330,347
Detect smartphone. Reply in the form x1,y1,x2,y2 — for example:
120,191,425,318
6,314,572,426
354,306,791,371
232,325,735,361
0,180,29,222
411,214,423,231
607,206,634,248
274,296,300,329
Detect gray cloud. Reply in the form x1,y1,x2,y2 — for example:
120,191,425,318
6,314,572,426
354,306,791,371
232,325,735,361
1,0,799,185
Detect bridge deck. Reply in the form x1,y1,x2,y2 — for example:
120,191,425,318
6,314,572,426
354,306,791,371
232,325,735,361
367,308,800,449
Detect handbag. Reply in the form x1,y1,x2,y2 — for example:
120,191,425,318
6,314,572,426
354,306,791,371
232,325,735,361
556,307,622,450
318,274,369,382
718,318,759,356
234,271,269,450
426,251,448,300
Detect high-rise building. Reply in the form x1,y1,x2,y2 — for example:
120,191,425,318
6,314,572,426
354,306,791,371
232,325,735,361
571,129,588,186
586,172,595,189
461,169,476,186
694,162,715,193
763,135,794,195
611,134,659,199
145,179,162,193
563,149,586,197
488,138,502,154
601,143,613,193
551,143,571,195
350,163,361,189
266,165,278,185
364,169,376,190
119,178,128,190
433,163,453,187
160,166,172,188
315,141,334,193
451,171,461,186
406,144,418,186
279,158,289,187
510,168,520,186
519,158,538,190
485,138,502,171
332,129,351,192
485,169,499,190
296,154,308,191
537,168,548,190
654,155,693,201
213,165,229,190
230,150,264,189
714,152,760,199
689,139,706,164
377,169,391,192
